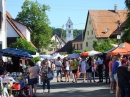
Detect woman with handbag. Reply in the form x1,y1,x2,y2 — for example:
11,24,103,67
41,60,52,94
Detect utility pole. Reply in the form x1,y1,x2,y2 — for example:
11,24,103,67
0,0,7,60
60,25,64,49
61,25,64,39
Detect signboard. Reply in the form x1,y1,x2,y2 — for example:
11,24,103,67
117,35,121,40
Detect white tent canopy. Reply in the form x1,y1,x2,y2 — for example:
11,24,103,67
66,53,80,58
50,53,64,59
40,55,51,59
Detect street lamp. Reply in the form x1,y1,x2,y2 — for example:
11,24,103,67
117,20,121,47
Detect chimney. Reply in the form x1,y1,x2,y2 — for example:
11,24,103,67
114,4,118,13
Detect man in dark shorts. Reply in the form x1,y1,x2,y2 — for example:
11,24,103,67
70,58,78,83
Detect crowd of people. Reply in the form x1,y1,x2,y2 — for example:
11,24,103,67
0,53,130,97
36,53,130,97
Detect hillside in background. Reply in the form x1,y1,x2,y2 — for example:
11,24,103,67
52,28,83,40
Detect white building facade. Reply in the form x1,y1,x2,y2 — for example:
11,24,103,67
66,17,73,42
0,0,7,59
11,20,31,42
49,34,66,53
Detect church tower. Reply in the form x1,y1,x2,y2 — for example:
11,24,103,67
66,17,73,42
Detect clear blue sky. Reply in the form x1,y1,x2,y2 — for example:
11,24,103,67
6,0,126,29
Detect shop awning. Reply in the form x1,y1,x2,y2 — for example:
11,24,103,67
1,48,33,58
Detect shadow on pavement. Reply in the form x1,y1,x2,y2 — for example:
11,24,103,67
36,88,115,97
38,82,110,89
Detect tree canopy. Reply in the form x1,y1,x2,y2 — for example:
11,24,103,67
93,38,116,52
15,0,52,50
121,28,130,42
121,0,130,42
52,28,83,39
9,38,36,53
73,50,81,54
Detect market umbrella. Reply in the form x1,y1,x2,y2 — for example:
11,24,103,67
81,50,101,56
1,48,33,58
107,42,130,55
88,50,101,56
66,53,80,58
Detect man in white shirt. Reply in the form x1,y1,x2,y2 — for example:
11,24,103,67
55,57,63,82
45,59,51,68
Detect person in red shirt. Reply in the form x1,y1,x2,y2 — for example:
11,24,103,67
109,56,116,94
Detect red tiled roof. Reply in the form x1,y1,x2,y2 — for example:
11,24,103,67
88,10,127,38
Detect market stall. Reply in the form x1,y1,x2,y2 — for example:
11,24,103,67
107,42,130,55
0,72,29,97
1,48,32,72
0,48,33,96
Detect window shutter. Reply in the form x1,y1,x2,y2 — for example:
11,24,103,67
0,12,1,30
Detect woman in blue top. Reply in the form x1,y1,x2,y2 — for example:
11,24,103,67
112,53,122,97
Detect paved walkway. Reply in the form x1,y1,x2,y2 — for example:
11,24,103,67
36,78,115,97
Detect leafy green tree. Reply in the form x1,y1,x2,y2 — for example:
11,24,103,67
121,0,130,42
84,49,89,52
73,50,81,54
93,38,114,52
73,29,83,38
15,0,52,50
126,2,130,25
9,38,36,53
52,28,83,39
121,28,130,42
31,56,40,64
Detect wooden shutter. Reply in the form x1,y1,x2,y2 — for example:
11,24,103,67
0,12,1,30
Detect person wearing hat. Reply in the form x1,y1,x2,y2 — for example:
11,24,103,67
117,58,130,97
70,57,78,83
